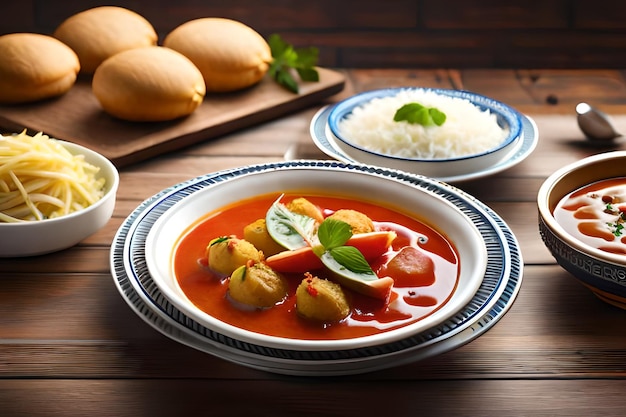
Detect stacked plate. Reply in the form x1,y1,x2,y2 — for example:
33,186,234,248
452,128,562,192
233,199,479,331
310,88,538,183
110,161,523,376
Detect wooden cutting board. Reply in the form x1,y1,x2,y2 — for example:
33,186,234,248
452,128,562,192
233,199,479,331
0,67,345,167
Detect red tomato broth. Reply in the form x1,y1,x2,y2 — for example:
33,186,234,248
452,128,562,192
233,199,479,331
554,177,626,255
174,193,460,340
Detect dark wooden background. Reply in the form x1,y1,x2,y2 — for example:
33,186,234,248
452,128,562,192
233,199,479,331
2,0,626,69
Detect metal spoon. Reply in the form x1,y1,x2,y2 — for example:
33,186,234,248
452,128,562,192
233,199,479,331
576,102,621,142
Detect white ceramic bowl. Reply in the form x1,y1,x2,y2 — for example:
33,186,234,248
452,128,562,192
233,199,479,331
145,163,488,352
325,87,523,178
0,140,119,257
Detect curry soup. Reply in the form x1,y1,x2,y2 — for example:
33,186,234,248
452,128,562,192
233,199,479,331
174,192,460,340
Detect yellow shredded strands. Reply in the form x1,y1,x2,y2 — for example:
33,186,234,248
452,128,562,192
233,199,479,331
0,131,106,223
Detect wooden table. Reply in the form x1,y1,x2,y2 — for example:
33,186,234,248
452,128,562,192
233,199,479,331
2,69,626,416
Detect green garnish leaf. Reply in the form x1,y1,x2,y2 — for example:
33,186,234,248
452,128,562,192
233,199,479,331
317,218,352,250
209,236,229,246
268,34,319,93
394,103,428,124
266,197,317,250
296,66,320,82
263,199,388,299
320,249,378,282
328,246,377,276
274,70,299,94
394,102,447,126
607,210,626,237
428,107,447,126
317,218,377,281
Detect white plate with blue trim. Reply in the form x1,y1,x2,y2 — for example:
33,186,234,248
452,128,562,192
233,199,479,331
110,161,523,376
310,104,538,183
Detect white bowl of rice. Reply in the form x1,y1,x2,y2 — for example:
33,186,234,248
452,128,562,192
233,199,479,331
326,88,523,179
0,132,119,257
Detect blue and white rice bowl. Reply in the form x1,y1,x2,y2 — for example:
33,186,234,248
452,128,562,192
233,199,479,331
325,87,524,179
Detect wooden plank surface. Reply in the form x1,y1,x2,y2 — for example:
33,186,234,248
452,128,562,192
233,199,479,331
5,1,626,69
0,67,345,167
3,69,626,417
2,379,626,417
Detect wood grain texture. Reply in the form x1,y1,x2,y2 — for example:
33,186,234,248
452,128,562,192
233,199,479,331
2,69,626,416
2,379,626,417
3,1,626,68
1,266,622,380
0,68,345,167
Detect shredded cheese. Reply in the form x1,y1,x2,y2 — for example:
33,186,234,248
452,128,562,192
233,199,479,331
0,131,105,222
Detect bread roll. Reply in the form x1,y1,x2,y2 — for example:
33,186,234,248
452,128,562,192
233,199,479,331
54,6,157,74
0,33,80,104
163,18,271,93
92,46,205,122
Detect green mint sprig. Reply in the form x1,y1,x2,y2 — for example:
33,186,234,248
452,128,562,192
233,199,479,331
268,34,319,94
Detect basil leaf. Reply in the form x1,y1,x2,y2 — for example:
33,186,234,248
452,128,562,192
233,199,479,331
317,218,352,250
414,107,431,125
266,198,317,250
394,102,446,126
294,46,318,66
268,33,319,93
296,67,319,82
275,70,299,93
320,248,378,282
394,102,425,122
268,33,290,58
429,107,447,126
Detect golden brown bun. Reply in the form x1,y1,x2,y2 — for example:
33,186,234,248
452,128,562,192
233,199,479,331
92,46,206,122
0,33,80,104
163,18,271,92
54,6,157,74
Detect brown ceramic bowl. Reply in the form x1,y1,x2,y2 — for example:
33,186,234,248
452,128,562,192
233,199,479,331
537,151,626,308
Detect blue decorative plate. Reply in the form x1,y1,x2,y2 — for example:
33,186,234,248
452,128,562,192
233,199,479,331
110,161,523,376
311,105,538,183
328,88,523,160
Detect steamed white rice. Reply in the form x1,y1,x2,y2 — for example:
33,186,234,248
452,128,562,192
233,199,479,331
336,89,509,159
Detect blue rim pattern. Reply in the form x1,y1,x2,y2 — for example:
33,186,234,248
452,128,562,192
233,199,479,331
312,106,538,183
327,88,524,162
110,161,523,370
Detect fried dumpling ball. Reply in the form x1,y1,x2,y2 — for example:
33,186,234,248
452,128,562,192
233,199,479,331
243,218,285,257
327,209,375,234
296,273,350,322
229,262,288,308
206,236,263,276
287,197,324,224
